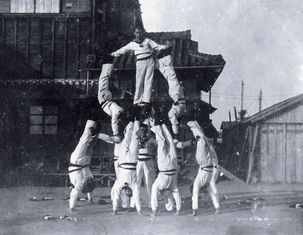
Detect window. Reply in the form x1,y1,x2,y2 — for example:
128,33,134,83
30,105,58,135
10,0,60,13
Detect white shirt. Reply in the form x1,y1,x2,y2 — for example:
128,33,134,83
111,38,169,60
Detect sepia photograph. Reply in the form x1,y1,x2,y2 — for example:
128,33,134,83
0,0,303,234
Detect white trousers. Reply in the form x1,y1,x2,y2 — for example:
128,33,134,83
164,156,182,211
158,55,186,135
98,63,124,135
68,166,93,209
111,168,141,212
134,57,154,104
151,173,181,212
112,159,129,208
130,159,155,208
192,168,220,210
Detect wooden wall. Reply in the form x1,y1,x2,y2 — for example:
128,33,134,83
260,123,303,183
265,103,303,123
0,15,93,79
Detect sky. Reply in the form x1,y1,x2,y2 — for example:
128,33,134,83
140,0,303,128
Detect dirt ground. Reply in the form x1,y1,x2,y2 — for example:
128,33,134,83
1,181,303,235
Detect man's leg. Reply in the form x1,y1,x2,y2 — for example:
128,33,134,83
151,177,163,216
134,61,147,105
209,167,220,210
142,58,154,104
168,101,186,137
144,160,155,208
103,101,124,136
68,169,81,212
130,161,144,208
132,183,142,215
192,170,208,216
171,186,181,215
98,63,113,105
69,188,79,212
112,182,122,215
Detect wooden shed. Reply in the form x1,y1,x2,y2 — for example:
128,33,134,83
221,94,303,184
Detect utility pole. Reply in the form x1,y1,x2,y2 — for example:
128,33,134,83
259,89,263,112
241,80,244,111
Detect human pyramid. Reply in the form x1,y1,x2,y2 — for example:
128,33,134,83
68,26,220,217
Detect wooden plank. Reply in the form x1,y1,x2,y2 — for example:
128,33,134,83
237,126,250,170
13,18,17,46
77,18,80,79
26,18,30,63
91,0,95,46
286,124,295,183
276,124,286,182
246,124,259,184
267,124,277,182
260,126,268,182
51,19,55,79
39,18,43,78
0,0,10,13
218,166,245,184
64,19,68,79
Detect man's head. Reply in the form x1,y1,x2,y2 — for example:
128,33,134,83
133,26,145,41
122,183,133,198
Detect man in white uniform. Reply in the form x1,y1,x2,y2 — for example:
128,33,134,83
111,26,169,106
187,120,220,216
111,120,143,215
150,119,181,216
157,45,186,138
98,54,124,141
130,122,157,209
164,138,195,212
68,120,99,212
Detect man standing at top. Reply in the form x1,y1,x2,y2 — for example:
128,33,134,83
111,26,169,107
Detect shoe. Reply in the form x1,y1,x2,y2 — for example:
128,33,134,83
175,210,181,216
192,209,197,216
112,210,118,215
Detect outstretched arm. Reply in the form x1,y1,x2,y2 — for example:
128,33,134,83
148,38,169,51
97,133,117,144
174,139,196,149
111,42,133,57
